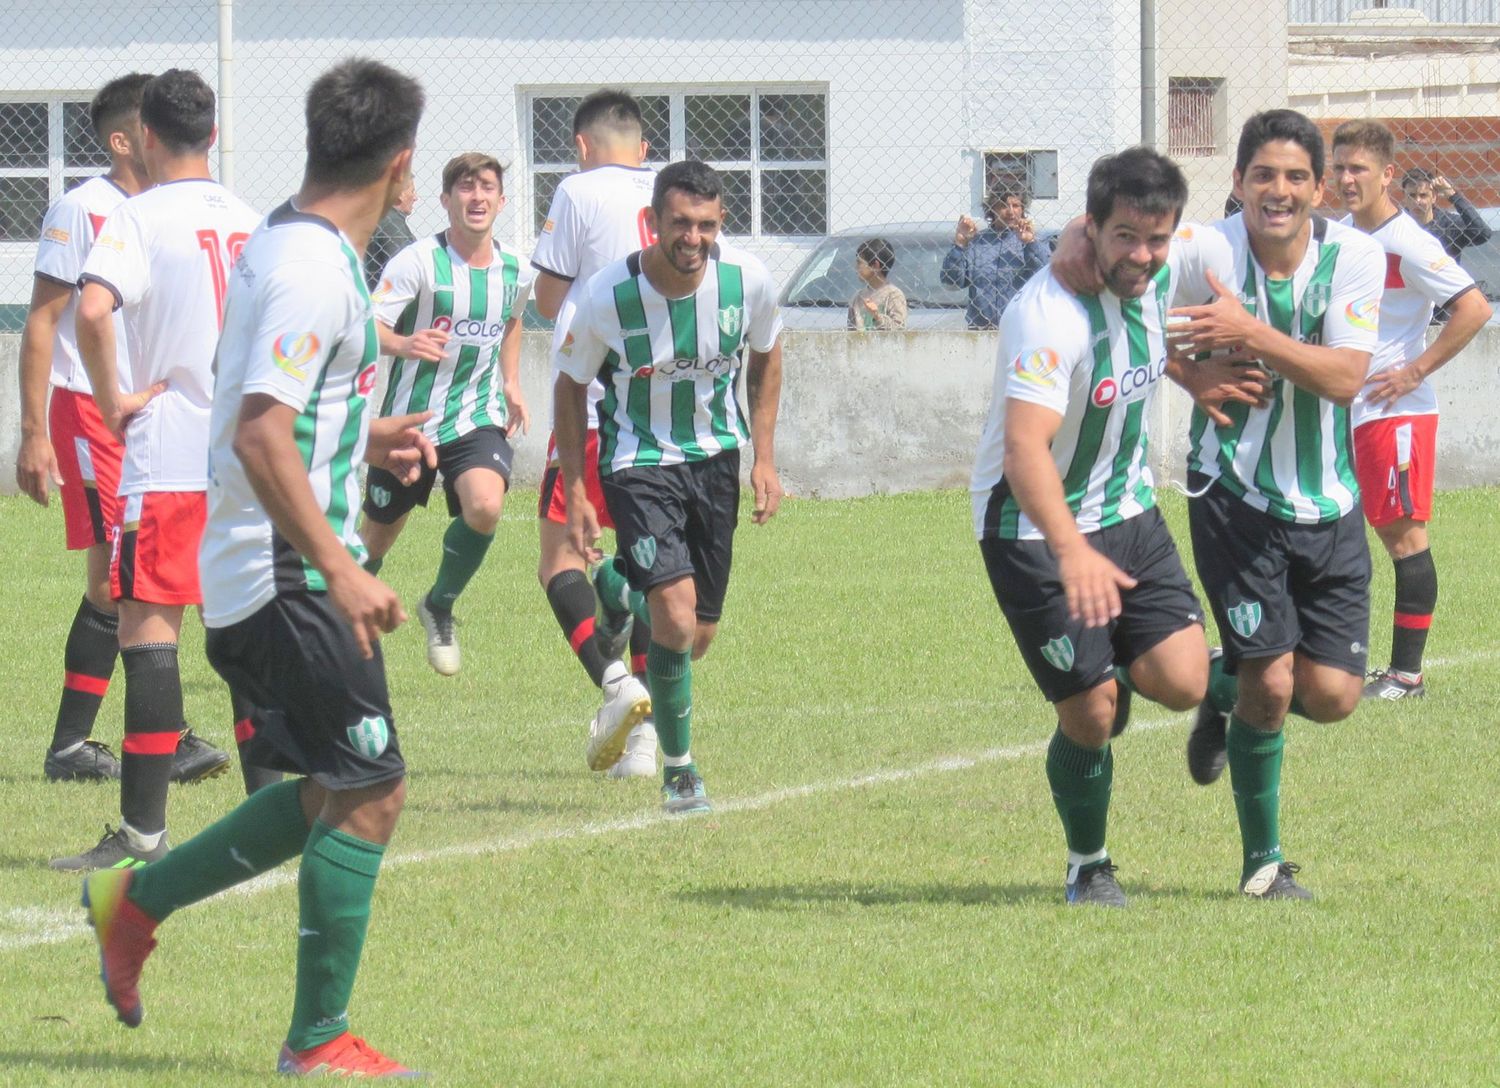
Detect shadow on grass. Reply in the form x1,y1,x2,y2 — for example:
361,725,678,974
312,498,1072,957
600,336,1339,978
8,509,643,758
0,1050,240,1077
680,881,1240,909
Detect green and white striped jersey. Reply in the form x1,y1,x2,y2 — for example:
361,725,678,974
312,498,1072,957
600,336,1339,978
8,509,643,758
554,242,782,474
971,227,1233,541
202,201,379,627
372,232,533,445
1183,215,1384,523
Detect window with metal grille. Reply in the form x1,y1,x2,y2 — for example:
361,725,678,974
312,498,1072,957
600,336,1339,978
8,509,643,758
1168,78,1224,158
526,88,828,240
981,150,1059,203
0,98,108,243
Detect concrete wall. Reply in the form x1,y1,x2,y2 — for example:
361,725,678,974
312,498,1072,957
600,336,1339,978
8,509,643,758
6,327,1500,501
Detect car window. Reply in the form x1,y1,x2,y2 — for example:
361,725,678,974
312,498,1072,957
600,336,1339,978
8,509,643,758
784,233,970,309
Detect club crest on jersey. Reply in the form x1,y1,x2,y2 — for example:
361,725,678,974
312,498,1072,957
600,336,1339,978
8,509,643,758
370,485,391,508
347,716,390,759
272,332,321,380
631,535,657,570
1227,600,1263,639
356,362,377,397
1304,283,1331,319
1344,297,1379,331
717,305,743,339
1040,636,1075,672
1013,347,1060,388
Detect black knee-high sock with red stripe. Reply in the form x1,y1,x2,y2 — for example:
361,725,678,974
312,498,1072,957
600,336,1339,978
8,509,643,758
120,643,183,836
629,614,651,682
50,596,119,753
545,570,609,687
1391,549,1438,676
230,687,283,795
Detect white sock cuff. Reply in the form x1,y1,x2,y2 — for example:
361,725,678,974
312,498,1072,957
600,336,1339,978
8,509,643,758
663,752,693,768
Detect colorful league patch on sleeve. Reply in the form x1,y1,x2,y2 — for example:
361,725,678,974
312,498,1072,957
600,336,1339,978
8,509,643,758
1344,297,1379,331
1012,347,1061,388
272,332,321,380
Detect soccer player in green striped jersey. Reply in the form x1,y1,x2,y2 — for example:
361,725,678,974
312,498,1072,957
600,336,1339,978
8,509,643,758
553,161,784,814
974,148,1242,907
359,153,533,676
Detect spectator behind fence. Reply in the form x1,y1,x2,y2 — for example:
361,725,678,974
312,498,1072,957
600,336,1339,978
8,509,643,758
363,177,417,287
941,187,1050,329
1401,168,1492,264
847,237,907,330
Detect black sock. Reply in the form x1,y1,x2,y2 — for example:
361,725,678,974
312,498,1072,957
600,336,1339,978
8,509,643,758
546,570,609,687
629,615,652,681
50,597,119,752
230,688,283,795
364,554,384,576
1392,549,1437,676
120,643,184,836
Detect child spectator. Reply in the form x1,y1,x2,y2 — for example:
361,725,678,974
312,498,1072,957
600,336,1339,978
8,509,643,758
848,237,908,330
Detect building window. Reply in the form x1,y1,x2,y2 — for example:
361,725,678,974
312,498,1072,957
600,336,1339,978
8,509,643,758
1168,78,1225,158
0,98,108,242
982,150,1059,202
525,88,828,240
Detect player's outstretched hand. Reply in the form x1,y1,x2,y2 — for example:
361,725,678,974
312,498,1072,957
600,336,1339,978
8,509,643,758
504,386,530,438
367,410,436,486
1057,538,1137,629
1166,270,1258,354
1365,363,1423,406
404,327,450,362
15,433,62,507
751,459,782,524
566,498,603,564
101,380,169,440
1049,216,1104,296
328,563,407,659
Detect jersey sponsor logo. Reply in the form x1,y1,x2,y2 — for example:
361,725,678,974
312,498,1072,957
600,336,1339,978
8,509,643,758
272,332,321,380
1040,635,1075,671
356,362,377,397
559,331,575,357
433,317,506,343
1091,355,1166,408
1227,600,1263,639
640,354,736,380
43,226,70,245
94,232,125,253
432,315,453,332
1304,282,1331,319
1012,347,1060,388
347,715,391,759
1344,297,1379,331
1429,256,1454,272
630,535,657,570
717,305,743,339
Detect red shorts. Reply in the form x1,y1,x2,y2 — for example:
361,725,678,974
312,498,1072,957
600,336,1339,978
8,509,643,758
50,388,124,550
110,491,207,605
1354,414,1437,527
538,430,614,530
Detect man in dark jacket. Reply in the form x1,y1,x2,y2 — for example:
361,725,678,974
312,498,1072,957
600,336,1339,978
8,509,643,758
1401,168,1492,263
941,186,1050,329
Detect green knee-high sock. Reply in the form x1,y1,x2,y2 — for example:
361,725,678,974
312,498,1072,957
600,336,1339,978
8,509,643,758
594,554,650,627
127,779,308,922
1045,729,1113,866
647,642,692,776
429,518,493,611
1227,715,1284,880
287,821,386,1052
1208,653,1237,714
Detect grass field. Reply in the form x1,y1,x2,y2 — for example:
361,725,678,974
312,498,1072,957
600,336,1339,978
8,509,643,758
1,486,1497,1086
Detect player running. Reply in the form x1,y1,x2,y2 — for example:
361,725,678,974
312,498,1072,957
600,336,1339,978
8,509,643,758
531,90,657,777
53,70,261,872
973,147,1239,907
81,58,433,1078
555,160,784,814
360,152,533,676
1329,120,1491,701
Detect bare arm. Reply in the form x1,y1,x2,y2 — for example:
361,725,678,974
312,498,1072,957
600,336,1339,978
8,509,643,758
532,271,571,321
746,341,784,523
552,372,600,559
499,314,529,436
1366,287,1492,407
15,277,71,504
376,320,448,362
75,281,123,429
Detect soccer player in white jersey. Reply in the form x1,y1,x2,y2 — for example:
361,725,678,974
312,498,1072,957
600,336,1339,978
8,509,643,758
554,161,784,814
974,148,1239,907
54,70,260,873
359,152,534,675
16,74,157,784
1329,120,1492,701
81,59,433,1078
532,90,658,777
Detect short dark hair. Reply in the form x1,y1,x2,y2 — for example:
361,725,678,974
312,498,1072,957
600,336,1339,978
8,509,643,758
1331,119,1395,166
442,152,504,195
140,69,215,154
856,237,895,275
1402,167,1433,191
652,160,722,214
1235,109,1325,181
1085,146,1189,227
304,59,425,189
985,185,1028,213
573,89,643,139
90,73,152,141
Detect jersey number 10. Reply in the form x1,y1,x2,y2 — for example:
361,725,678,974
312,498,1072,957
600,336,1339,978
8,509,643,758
198,229,251,327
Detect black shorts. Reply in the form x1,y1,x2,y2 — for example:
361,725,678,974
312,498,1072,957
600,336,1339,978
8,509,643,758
981,507,1205,704
204,591,405,790
1188,477,1370,676
601,451,740,624
363,425,512,525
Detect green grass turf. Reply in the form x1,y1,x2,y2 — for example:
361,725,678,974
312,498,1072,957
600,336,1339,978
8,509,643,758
1,486,1497,1086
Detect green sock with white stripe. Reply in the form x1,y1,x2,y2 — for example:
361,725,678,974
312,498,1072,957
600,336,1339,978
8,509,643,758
1227,715,1284,881
1046,729,1112,868
429,517,493,611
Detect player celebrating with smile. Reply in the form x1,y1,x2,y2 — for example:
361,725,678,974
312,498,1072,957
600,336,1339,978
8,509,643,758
360,152,533,676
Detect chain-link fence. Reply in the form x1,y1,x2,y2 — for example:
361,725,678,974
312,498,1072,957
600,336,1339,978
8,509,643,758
5,0,1500,329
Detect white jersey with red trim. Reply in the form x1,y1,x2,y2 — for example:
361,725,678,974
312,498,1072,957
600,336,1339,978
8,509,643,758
32,176,132,394
80,178,259,494
1343,209,1477,427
